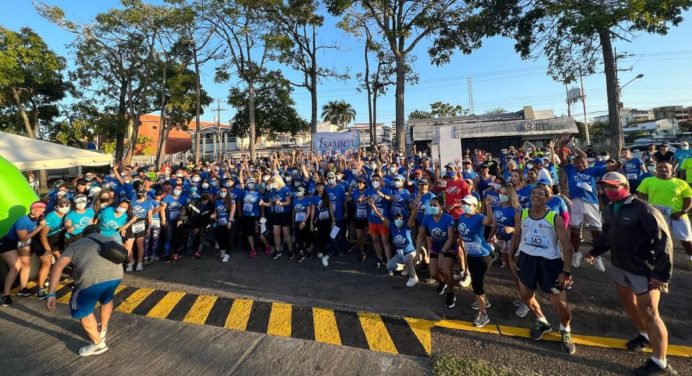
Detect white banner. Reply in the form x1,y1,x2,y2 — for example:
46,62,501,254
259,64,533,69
312,131,360,154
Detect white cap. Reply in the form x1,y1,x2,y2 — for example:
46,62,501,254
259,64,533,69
461,195,479,206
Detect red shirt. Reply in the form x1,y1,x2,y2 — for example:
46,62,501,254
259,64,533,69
443,178,470,220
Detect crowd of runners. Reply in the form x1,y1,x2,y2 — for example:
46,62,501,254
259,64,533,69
1,133,688,374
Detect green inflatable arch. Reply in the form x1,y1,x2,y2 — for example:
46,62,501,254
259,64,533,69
0,155,39,238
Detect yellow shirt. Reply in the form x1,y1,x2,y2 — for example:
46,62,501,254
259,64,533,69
637,176,692,218
680,157,692,183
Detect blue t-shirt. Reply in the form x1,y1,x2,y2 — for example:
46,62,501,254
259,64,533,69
516,185,533,208
117,183,135,202
367,188,391,224
414,192,436,223
492,206,518,241
44,211,65,237
326,184,346,221
422,213,455,253
97,207,128,238
621,158,644,182
65,209,95,238
483,189,501,209
564,164,607,204
241,190,262,217
456,214,493,257
462,171,478,181
675,148,692,163
390,224,415,255
390,188,412,221
131,199,156,220
313,196,331,221
163,194,189,221
6,215,38,241
351,189,369,219
293,196,312,223
214,199,230,225
269,187,292,214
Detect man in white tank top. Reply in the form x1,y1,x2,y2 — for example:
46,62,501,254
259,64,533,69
510,184,576,355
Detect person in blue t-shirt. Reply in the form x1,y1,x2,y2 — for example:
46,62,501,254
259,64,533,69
239,178,271,258
421,197,456,308
0,201,46,303
456,195,495,327
348,177,370,261
64,195,96,247
371,205,418,287
125,189,156,272
162,185,189,261
34,198,71,299
97,202,133,244
144,189,167,263
313,181,335,266
214,186,236,263
390,175,412,221
263,176,294,259
292,186,313,262
619,148,646,192
325,172,347,256
366,174,393,269
411,179,436,269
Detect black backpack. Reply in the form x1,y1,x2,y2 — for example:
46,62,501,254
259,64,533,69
88,235,128,264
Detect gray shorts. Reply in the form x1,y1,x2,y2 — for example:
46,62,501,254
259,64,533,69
610,266,651,295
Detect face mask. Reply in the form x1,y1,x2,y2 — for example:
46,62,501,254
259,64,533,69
392,181,403,188
446,171,455,178
76,203,87,210
57,206,70,214
225,181,233,187
247,183,256,190
394,219,404,228
682,146,689,150
493,183,502,190
267,183,274,190
116,207,127,214
647,165,655,173
428,206,440,215
372,181,381,189
192,177,201,183
263,176,270,182
605,187,629,202
462,204,473,213
296,191,304,197
124,180,131,184
603,155,610,161
352,169,360,176
389,167,397,174
202,183,210,189
190,186,197,193
499,194,510,203
57,191,67,197
286,176,293,182
177,173,184,178
219,191,227,198
370,164,377,170
173,189,182,196
327,178,336,185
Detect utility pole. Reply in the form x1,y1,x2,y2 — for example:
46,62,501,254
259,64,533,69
579,75,590,146
215,99,226,160
565,84,572,118
467,76,475,115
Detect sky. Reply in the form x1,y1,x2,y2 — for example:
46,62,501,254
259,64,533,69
3,1,692,126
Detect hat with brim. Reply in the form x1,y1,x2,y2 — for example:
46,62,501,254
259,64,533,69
599,172,629,186
461,195,478,206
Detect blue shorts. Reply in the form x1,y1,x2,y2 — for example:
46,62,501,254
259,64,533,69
70,279,121,319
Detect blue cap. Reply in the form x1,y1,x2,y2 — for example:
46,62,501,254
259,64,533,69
536,178,552,186
533,158,544,165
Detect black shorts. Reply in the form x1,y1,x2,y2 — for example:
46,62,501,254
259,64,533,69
271,212,291,227
242,216,259,236
30,233,63,255
124,220,148,240
354,218,368,230
442,251,459,261
0,236,16,254
517,252,564,294
429,252,439,259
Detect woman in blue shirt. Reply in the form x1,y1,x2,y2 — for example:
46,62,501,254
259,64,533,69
292,186,313,263
215,186,236,263
97,200,134,244
239,178,271,258
263,176,294,260
457,195,495,327
411,179,436,270
34,198,71,299
421,197,456,308
371,203,418,288
312,180,335,266
144,189,167,264
64,194,95,248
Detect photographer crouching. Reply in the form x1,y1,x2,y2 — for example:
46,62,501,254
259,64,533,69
45,225,126,357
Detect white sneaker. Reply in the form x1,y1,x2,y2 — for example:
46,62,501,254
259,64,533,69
322,255,329,267
100,328,107,341
222,254,230,263
460,273,471,288
473,313,490,328
317,252,323,259
79,341,108,357
571,252,583,268
220,250,225,258
135,263,143,272
515,304,530,318
512,299,523,307
406,275,419,287
125,263,134,272
594,256,606,272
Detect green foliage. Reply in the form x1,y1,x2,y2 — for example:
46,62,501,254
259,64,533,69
409,102,468,119
228,70,308,139
322,100,357,130
484,107,506,115
431,353,515,376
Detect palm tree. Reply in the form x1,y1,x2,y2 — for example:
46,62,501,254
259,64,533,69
322,100,356,131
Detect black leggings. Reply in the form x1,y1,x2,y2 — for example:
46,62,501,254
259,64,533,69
294,223,311,251
214,224,232,251
467,255,492,296
314,220,331,255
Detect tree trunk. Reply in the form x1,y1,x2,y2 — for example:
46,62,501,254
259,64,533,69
155,61,168,169
11,88,35,138
248,80,257,161
394,56,406,151
372,87,378,149
310,68,318,134
115,82,128,162
123,115,140,166
364,43,373,147
600,30,622,156
156,120,169,170
193,52,202,164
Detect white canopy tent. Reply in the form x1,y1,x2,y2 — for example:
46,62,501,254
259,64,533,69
0,132,112,170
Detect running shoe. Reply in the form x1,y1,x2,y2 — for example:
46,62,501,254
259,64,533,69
164,255,171,263
515,304,530,318
264,246,271,256
530,321,552,340
249,249,257,258
359,253,366,262
126,263,134,272
143,256,150,265
571,252,583,268
386,270,393,276
626,334,651,352
37,289,48,300
296,254,306,263
272,251,283,260
470,300,491,310
594,256,606,272
193,252,201,259
445,292,456,308
289,253,297,261
322,255,329,267
406,275,419,287
222,254,230,263
633,359,678,376
16,288,33,297
150,255,161,262
460,273,471,288
473,313,490,328
435,282,448,295
135,263,144,271
317,252,323,259
401,268,408,277
79,341,108,357
1,295,12,307
560,330,576,355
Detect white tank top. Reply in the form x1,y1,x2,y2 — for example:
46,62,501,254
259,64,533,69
518,209,561,260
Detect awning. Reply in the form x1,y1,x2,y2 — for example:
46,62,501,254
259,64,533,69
0,132,113,170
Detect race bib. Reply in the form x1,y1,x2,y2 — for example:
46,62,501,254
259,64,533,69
356,208,367,218
17,240,31,248
463,241,483,256
319,211,330,220
132,221,146,234
151,218,161,228
295,212,306,222
576,181,592,192
524,233,548,248
626,173,638,180
218,217,228,226
243,203,254,213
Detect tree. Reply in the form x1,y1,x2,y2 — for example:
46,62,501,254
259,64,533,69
470,0,692,155
408,102,468,119
228,70,308,142
327,1,481,151
200,0,281,161
322,100,356,130
261,0,347,134
484,107,505,115
408,109,432,120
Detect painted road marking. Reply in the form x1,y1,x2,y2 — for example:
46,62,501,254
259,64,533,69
45,284,692,358
313,308,341,346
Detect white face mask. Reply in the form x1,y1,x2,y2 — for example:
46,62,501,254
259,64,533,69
177,173,184,178
372,181,381,189
492,183,502,190
394,181,403,188
192,177,201,183
682,145,689,150
76,203,87,210
202,183,210,189
296,191,304,197
370,164,377,170
116,207,127,214
286,176,293,182
328,178,336,185
219,191,227,198
57,191,67,198
462,204,473,213
173,189,182,196
57,206,70,214
499,194,510,203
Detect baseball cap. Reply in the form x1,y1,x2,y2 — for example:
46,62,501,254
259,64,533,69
326,171,336,178
661,142,669,147
356,176,366,183
445,163,454,169
461,195,479,206
599,172,628,186
533,158,544,164
419,179,430,185
393,174,404,181
536,178,552,186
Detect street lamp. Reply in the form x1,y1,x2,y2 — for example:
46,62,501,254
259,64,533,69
620,74,644,91
618,73,644,131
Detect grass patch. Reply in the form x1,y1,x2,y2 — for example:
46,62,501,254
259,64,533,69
432,353,515,376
